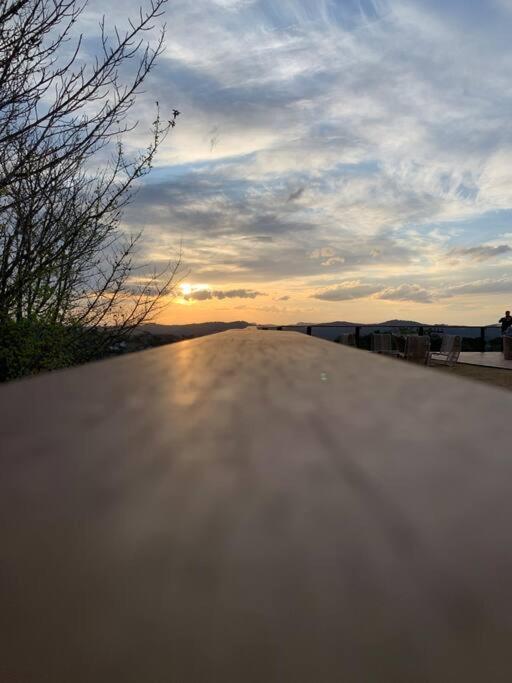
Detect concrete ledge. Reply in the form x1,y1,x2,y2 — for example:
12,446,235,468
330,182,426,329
1,328,512,681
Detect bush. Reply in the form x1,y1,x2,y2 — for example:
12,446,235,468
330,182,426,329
0,321,111,381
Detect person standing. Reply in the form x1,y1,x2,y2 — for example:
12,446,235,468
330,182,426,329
499,311,512,352
499,311,512,334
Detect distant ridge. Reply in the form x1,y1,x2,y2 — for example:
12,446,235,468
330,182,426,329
296,319,426,327
296,320,363,327
296,319,501,327
378,319,426,326
138,321,252,339
138,320,501,342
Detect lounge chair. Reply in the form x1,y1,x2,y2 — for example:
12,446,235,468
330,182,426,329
401,334,431,364
428,335,461,367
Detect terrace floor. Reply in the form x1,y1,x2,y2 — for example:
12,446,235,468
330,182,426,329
432,351,512,390
458,352,512,370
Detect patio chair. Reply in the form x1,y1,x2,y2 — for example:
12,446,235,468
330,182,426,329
371,333,399,356
504,336,512,360
403,335,431,364
338,333,356,347
429,335,462,367
393,334,405,357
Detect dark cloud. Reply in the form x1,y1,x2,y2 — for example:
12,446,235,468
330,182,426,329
312,282,380,301
288,187,305,202
124,166,422,285
146,56,331,134
373,284,435,304
125,173,315,242
312,281,435,303
312,276,512,304
184,288,265,301
241,235,274,242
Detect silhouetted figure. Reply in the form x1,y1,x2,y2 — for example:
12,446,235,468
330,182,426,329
499,311,512,334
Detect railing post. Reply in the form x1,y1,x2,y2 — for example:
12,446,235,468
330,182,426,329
355,326,361,348
480,327,486,352
306,326,312,336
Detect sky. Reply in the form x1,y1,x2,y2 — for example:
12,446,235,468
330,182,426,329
85,0,512,325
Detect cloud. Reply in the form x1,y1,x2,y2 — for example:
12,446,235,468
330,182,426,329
184,288,265,300
312,276,512,305
373,283,435,304
447,244,512,262
288,187,305,201
445,277,512,296
81,0,512,319
241,235,274,242
312,281,381,301
312,280,435,303
321,257,346,267
311,248,336,259
312,280,436,303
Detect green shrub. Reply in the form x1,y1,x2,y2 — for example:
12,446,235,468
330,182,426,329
0,321,111,381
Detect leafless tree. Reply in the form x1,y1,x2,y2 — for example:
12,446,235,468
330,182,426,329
0,0,180,356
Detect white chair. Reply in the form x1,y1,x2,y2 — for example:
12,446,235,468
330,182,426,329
429,335,461,367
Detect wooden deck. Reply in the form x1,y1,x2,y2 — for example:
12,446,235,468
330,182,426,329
2,328,512,681
458,351,512,370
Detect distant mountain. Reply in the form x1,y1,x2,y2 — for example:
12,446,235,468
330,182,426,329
296,319,425,327
137,320,253,339
296,320,363,327
377,319,427,326
296,319,500,328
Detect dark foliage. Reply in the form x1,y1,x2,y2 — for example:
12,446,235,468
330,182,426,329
0,0,181,380
0,320,107,380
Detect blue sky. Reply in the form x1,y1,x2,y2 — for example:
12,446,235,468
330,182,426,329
84,0,512,323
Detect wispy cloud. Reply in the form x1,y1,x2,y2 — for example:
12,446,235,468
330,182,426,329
79,0,512,322
447,244,512,262
445,277,512,296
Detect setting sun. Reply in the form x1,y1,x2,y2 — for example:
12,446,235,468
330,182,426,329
177,283,214,306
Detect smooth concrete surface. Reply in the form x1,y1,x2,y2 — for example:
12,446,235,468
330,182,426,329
2,329,512,682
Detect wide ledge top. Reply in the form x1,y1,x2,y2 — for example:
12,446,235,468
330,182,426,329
1,328,512,682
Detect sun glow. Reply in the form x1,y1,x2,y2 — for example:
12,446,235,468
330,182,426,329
178,283,212,303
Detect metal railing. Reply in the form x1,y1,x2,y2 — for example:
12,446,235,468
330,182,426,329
258,323,502,352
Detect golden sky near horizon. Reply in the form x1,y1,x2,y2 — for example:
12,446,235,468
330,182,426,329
157,283,511,326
